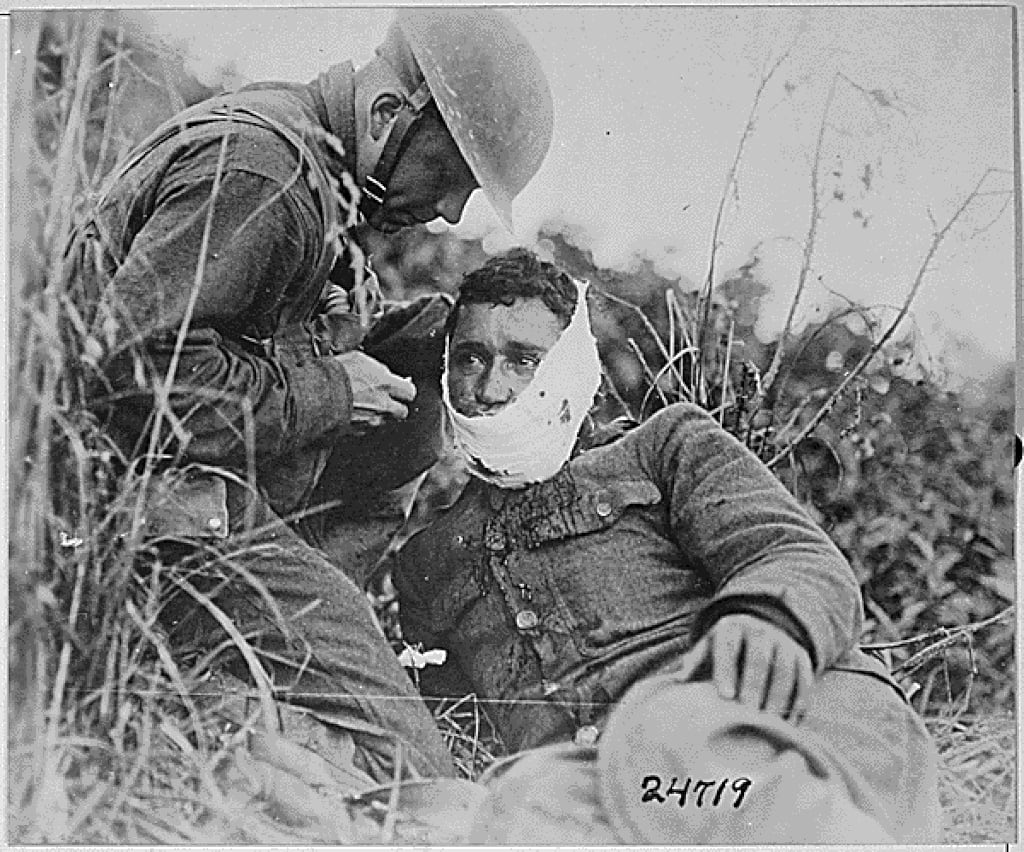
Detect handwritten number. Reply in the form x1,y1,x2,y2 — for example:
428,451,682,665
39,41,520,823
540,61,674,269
641,775,666,803
713,777,728,807
694,779,715,807
732,777,752,808
642,775,753,809
666,776,689,807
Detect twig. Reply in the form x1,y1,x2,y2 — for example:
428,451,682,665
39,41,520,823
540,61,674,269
761,72,839,401
644,347,699,406
629,339,669,414
599,367,636,421
592,286,674,368
718,319,735,426
698,49,791,384
772,306,874,409
380,741,403,844
767,168,1003,470
968,191,1013,239
949,636,978,725
862,606,1012,653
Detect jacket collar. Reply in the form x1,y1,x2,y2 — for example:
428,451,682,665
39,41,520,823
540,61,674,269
308,61,358,180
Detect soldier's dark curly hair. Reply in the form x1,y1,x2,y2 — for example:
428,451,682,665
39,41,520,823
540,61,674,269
448,248,578,335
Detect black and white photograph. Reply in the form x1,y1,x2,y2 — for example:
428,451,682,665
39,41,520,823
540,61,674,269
7,4,1018,845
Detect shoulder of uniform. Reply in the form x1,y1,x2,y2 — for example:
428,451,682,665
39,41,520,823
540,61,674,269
183,90,333,187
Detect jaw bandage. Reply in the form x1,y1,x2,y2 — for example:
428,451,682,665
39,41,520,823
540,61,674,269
441,279,603,489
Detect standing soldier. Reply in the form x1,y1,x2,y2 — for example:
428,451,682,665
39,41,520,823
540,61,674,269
64,9,553,781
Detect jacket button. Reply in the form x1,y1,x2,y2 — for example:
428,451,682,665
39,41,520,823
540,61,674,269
515,609,539,631
208,517,223,531
574,725,600,746
595,495,613,517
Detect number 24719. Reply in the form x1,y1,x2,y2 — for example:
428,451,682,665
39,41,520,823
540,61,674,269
641,775,752,809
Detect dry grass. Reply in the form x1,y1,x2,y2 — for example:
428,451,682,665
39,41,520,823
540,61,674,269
930,713,1017,843
431,693,505,781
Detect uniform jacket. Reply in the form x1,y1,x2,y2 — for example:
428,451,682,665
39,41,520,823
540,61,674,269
394,403,897,751
66,65,449,518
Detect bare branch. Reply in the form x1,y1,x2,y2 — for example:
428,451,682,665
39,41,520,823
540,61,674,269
767,168,1006,470
718,319,735,426
861,606,1013,653
836,72,909,120
592,286,676,372
968,192,1013,239
761,72,839,400
697,49,791,378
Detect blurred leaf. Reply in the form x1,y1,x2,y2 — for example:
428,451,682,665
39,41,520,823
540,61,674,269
861,516,910,550
978,562,1014,602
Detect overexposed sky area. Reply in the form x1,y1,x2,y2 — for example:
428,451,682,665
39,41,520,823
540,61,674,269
134,5,1016,386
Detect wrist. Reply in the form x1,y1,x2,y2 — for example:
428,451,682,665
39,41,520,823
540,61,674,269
696,597,817,669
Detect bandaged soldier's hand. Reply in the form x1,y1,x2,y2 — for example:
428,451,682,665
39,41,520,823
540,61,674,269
678,614,813,722
334,350,416,431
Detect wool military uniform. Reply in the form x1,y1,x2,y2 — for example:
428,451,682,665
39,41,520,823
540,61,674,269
65,63,457,780
394,403,941,839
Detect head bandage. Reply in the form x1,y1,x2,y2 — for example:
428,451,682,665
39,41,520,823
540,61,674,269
441,278,603,489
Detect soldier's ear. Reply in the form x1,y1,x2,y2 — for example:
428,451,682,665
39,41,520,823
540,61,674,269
369,93,403,141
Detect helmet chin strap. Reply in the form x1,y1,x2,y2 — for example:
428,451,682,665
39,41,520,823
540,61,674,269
359,83,432,223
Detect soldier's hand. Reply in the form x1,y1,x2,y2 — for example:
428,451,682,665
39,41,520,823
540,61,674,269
677,614,813,722
319,282,351,316
334,350,416,431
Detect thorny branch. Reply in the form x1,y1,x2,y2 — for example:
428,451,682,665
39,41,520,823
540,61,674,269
760,72,839,401
861,606,1013,658
767,167,1010,470
697,49,791,399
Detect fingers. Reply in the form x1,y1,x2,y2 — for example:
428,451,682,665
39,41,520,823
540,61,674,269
381,397,411,420
753,630,814,720
705,615,815,722
737,632,771,710
760,642,793,717
676,635,712,683
711,620,744,701
385,373,417,404
352,397,410,428
335,351,417,403
738,630,803,719
335,350,417,430
786,645,814,722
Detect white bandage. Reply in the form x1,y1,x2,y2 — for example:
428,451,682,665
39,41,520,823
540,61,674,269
442,278,602,489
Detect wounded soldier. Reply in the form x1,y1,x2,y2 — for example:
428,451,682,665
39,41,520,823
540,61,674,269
392,248,942,843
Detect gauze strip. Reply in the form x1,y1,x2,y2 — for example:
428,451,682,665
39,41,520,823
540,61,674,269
442,278,602,489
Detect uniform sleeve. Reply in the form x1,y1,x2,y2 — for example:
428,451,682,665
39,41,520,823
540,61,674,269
634,403,863,672
98,165,354,465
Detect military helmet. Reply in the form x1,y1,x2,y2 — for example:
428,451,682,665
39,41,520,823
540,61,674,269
379,8,554,230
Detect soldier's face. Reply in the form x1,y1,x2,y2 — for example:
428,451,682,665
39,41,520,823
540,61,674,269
446,297,565,417
370,114,478,234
